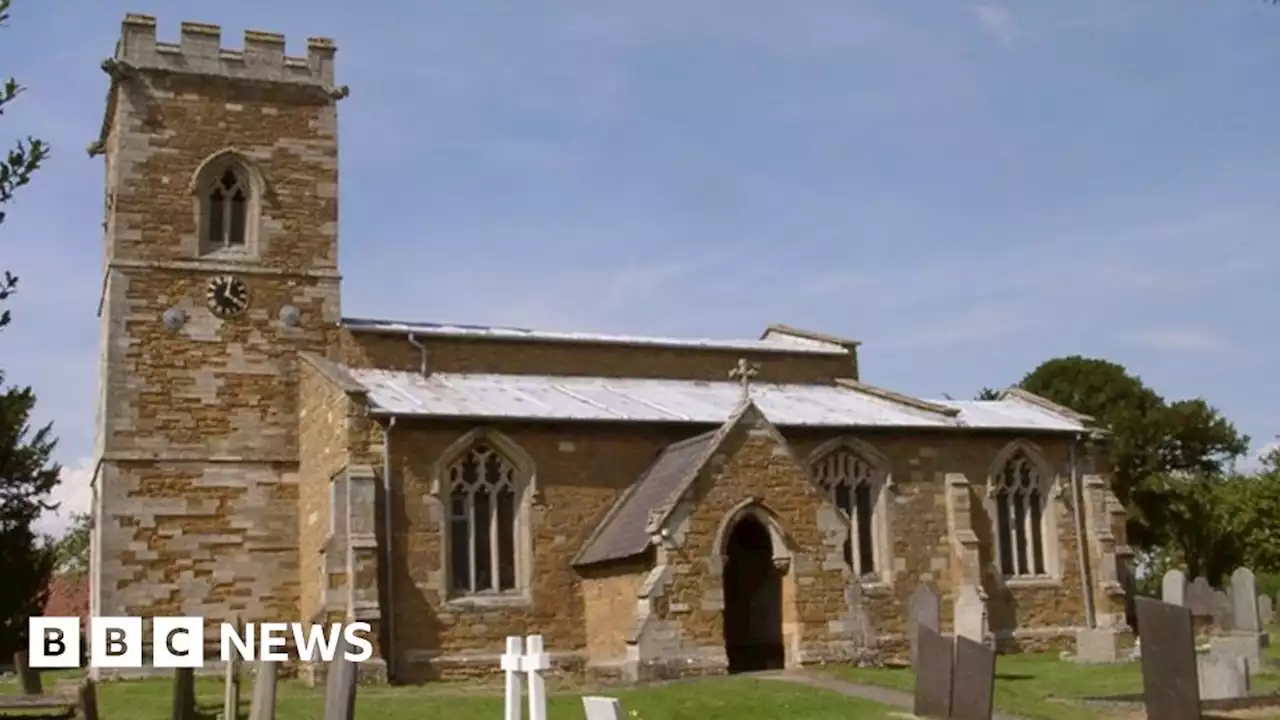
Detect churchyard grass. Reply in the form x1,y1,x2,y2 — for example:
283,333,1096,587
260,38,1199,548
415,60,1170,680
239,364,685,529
1,670,900,720
829,640,1280,720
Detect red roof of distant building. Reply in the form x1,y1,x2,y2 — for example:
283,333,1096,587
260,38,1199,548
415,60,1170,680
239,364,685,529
43,572,89,621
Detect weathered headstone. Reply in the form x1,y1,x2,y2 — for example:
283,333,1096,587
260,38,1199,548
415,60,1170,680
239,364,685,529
1259,594,1274,626
1135,596,1200,720
224,654,241,720
912,623,953,719
1230,567,1261,633
1198,655,1249,700
1187,576,1214,617
1162,569,1187,606
323,635,357,720
908,584,941,667
13,651,42,695
79,678,100,720
954,584,987,644
248,661,279,720
582,696,623,720
1212,590,1235,631
950,635,995,720
172,667,196,720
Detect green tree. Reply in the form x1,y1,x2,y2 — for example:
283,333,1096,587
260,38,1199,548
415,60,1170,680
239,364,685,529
974,387,1001,400
0,0,49,330
54,512,89,574
1013,356,1249,553
0,377,60,660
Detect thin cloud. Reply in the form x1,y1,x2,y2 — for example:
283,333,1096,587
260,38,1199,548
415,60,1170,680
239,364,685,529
974,5,1017,44
34,457,93,538
1127,329,1237,355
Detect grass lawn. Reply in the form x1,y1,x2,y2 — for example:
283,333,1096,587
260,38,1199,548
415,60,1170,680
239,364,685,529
1,670,902,720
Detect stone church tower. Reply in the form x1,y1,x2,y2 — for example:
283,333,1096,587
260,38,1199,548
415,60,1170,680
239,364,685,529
89,14,347,649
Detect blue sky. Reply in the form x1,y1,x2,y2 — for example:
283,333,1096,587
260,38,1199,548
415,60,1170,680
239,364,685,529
1,1,1277,534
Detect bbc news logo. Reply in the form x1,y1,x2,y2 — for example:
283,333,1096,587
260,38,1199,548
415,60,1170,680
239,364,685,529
29,617,374,668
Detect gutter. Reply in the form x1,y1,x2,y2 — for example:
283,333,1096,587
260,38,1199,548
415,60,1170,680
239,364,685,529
382,417,397,681
1070,433,1097,629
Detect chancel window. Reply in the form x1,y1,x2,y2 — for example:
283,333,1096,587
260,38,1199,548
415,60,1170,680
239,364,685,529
811,448,879,578
447,443,518,594
993,451,1047,578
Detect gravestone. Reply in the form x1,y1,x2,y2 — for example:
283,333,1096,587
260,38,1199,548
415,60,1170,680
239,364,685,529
912,623,953,719
172,667,196,720
950,635,995,720
1187,576,1214,617
1135,596,1200,720
582,696,623,720
79,678,100,720
1260,594,1274,626
1198,655,1249,700
1230,568,1261,633
224,654,241,720
1161,569,1187,606
13,651,42,695
908,584,941,667
1211,590,1234,630
248,661,278,720
323,635,358,720
954,584,987,643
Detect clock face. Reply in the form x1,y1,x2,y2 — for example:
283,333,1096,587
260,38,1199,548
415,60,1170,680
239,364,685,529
206,275,249,318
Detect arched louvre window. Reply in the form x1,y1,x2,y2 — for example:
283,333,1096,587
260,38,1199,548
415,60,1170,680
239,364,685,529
811,448,878,578
447,443,518,594
205,167,249,250
993,451,1046,577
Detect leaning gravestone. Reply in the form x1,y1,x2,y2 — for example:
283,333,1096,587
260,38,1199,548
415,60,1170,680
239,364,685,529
323,635,358,720
950,635,995,720
912,623,953,719
1230,568,1261,633
1162,569,1187,606
582,696,623,720
908,584,941,667
249,661,279,720
1187,576,1215,617
1135,596,1200,720
1260,594,1274,626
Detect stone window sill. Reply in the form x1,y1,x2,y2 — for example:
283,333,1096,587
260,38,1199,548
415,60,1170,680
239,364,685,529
444,592,532,610
1004,576,1062,589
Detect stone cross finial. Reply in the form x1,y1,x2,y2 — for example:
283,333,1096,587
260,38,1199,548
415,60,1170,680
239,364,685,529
729,358,760,401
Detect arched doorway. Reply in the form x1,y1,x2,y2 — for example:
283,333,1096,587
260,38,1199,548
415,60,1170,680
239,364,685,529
721,515,784,673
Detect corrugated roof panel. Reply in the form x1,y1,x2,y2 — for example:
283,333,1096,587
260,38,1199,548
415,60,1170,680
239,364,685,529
341,317,849,355
344,368,1087,432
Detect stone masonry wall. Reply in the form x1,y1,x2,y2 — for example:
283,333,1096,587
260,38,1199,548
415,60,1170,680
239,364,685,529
339,329,855,383
385,420,694,682
579,562,651,670
94,15,343,658
640,409,864,675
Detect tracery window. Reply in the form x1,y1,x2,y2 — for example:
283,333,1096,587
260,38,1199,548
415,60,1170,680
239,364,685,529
811,447,880,578
992,451,1047,578
203,167,250,251
447,443,519,594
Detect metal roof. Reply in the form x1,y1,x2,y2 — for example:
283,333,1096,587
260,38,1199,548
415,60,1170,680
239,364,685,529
340,317,849,355
345,368,1086,432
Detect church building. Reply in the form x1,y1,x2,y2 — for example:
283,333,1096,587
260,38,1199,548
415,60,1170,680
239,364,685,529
88,15,1133,683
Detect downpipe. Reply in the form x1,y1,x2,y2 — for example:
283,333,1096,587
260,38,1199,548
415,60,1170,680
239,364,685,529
383,416,397,681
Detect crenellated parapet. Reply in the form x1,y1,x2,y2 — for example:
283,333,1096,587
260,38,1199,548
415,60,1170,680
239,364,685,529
112,14,341,89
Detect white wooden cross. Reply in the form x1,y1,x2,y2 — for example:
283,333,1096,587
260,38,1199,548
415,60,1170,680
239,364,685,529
501,634,623,720
729,358,760,401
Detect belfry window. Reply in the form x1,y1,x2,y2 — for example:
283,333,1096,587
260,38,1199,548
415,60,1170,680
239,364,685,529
205,168,249,250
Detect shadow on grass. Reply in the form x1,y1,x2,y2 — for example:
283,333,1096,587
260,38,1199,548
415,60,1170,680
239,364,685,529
994,673,1035,681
